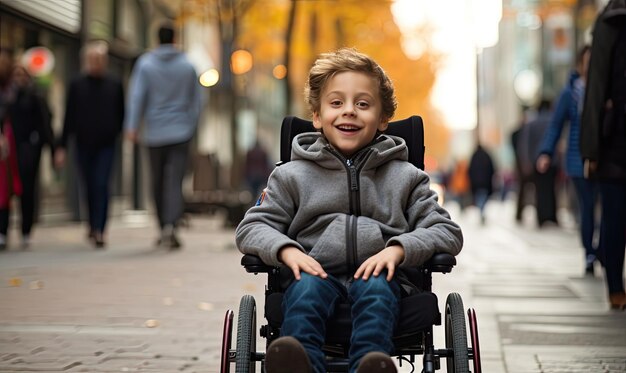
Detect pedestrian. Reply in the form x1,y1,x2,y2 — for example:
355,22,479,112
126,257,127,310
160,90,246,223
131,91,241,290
125,23,202,250
519,99,559,227
244,139,272,201
511,107,533,222
0,47,22,250
536,45,599,275
235,48,463,373
580,0,626,310
468,144,495,224
446,159,471,211
9,64,55,248
55,41,124,249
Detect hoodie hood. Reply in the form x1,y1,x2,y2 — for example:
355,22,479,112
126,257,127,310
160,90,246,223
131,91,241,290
291,132,409,170
152,45,183,61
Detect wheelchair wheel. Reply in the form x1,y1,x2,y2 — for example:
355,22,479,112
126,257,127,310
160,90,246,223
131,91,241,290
445,293,469,373
221,309,234,373
468,308,482,373
235,295,257,373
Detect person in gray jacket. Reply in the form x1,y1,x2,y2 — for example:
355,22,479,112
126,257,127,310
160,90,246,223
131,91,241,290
125,24,202,249
235,48,463,373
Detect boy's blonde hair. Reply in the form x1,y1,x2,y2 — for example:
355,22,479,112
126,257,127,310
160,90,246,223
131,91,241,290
305,48,397,121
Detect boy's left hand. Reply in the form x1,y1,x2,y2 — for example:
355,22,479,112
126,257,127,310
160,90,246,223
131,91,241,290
354,245,405,282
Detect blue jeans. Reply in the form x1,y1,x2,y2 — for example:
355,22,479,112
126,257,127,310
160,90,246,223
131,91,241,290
598,182,626,295
77,145,115,233
281,272,401,373
571,177,599,260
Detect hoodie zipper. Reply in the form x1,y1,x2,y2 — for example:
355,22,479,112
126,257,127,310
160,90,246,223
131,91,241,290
326,146,373,274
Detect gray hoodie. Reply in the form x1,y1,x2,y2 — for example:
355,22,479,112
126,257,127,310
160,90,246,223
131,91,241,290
125,45,202,146
235,132,463,277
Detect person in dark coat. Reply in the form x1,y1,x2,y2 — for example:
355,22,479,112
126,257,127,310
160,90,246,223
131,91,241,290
55,41,124,248
519,100,559,227
580,0,626,310
511,107,533,222
468,144,495,224
8,65,55,248
245,140,272,201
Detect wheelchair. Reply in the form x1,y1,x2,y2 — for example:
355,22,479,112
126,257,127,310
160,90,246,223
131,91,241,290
221,116,481,373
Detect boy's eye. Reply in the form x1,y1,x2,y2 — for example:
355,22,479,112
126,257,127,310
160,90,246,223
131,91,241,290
330,100,342,106
356,101,370,108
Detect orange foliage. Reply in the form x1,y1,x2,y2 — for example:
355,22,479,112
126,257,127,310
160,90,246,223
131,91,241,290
236,0,451,161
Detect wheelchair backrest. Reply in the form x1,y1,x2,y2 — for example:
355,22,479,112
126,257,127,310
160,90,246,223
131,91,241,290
279,116,425,170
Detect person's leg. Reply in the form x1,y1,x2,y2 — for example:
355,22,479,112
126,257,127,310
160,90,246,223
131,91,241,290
17,143,41,240
474,188,489,223
572,177,598,272
148,146,166,230
0,208,9,249
348,272,401,372
90,146,115,240
76,147,97,236
161,141,189,229
281,273,345,373
598,182,626,299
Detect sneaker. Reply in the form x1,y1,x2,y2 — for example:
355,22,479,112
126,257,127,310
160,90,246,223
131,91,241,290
356,351,397,373
609,292,626,311
585,254,596,276
168,232,182,250
265,336,312,373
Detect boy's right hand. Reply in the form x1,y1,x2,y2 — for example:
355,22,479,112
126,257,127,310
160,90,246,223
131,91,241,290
278,246,327,280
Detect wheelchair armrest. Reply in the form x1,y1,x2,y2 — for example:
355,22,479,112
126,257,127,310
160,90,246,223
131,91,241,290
425,253,456,273
241,254,275,273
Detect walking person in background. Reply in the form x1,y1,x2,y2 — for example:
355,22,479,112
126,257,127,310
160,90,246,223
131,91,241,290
468,144,495,224
511,107,533,222
9,65,55,248
580,0,626,310
0,47,22,250
125,23,202,250
55,41,124,249
536,45,598,275
245,139,272,201
519,99,559,227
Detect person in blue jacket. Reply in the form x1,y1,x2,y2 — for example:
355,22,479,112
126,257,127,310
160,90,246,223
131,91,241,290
125,23,202,250
536,45,598,275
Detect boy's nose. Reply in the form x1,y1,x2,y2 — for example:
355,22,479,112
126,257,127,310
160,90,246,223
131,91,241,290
342,103,356,116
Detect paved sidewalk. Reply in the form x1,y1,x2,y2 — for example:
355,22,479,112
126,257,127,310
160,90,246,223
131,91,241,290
0,200,624,372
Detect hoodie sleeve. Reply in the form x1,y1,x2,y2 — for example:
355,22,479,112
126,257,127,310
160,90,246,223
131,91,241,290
125,60,148,132
387,169,463,267
235,166,304,267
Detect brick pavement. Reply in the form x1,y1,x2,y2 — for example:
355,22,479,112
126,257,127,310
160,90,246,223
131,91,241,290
0,201,624,372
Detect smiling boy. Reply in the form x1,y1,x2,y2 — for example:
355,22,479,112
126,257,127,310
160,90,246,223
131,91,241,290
235,48,463,373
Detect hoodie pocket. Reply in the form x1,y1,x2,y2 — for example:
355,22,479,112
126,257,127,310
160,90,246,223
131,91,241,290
307,215,347,274
355,217,386,267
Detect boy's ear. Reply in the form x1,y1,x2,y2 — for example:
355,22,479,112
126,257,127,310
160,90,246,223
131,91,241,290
378,117,389,132
312,112,323,129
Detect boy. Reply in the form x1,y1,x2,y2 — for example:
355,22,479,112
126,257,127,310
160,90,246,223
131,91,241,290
235,48,463,373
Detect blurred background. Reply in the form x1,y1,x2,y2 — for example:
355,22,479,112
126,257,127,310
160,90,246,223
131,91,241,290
0,0,605,224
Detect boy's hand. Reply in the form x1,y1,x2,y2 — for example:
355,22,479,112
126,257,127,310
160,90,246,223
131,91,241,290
354,245,405,282
278,246,328,280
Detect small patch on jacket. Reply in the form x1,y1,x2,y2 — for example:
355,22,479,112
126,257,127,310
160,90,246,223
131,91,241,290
255,189,267,206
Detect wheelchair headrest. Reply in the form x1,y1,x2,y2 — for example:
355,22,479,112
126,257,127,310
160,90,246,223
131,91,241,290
279,116,425,170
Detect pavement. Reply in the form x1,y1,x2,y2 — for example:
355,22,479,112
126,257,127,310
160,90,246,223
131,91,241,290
0,199,624,373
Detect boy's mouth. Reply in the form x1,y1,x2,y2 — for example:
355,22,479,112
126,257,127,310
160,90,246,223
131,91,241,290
336,124,360,133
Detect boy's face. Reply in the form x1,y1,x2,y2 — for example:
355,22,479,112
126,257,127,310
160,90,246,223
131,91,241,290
313,71,388,158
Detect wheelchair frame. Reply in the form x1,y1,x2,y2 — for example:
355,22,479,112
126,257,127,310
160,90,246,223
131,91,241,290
220,116,481,373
